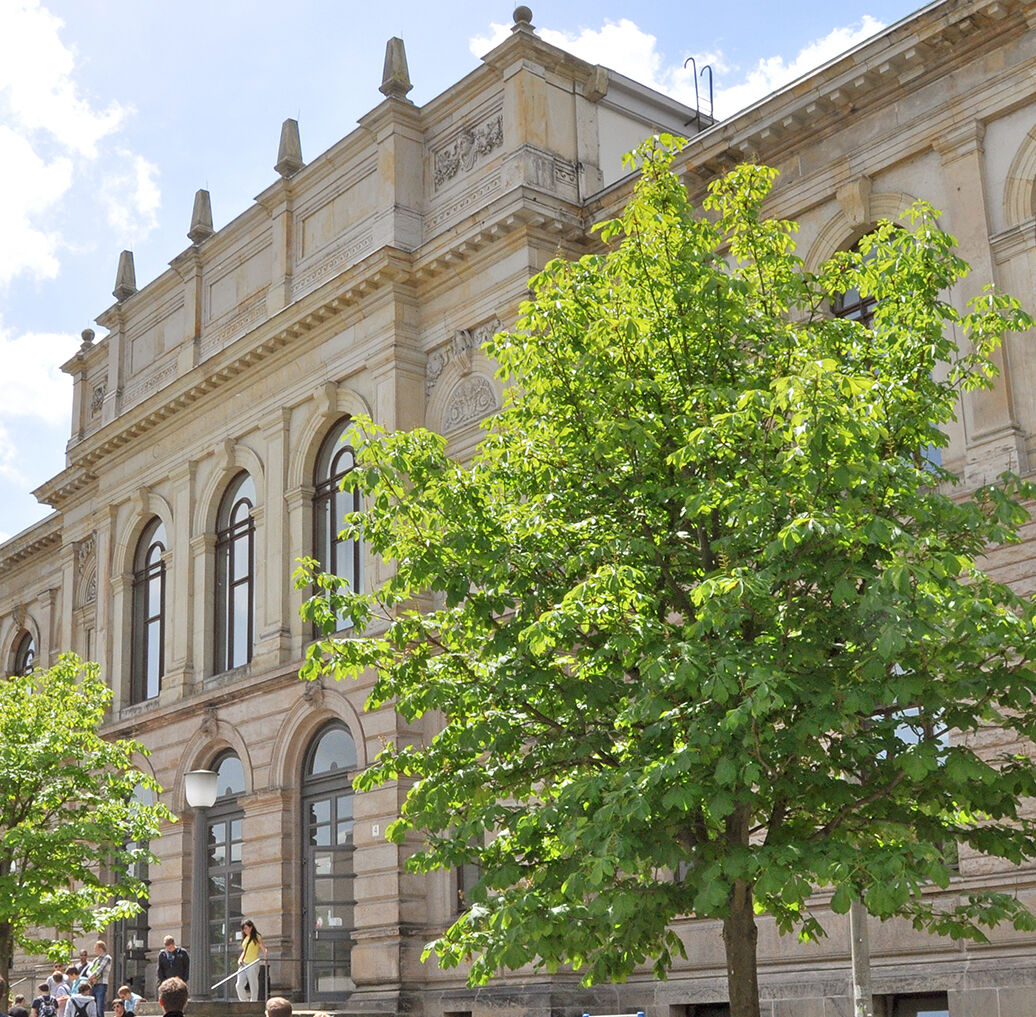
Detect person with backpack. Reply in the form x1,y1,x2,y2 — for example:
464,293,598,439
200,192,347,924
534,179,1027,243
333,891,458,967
65,984,96,1017
31,984,57,1017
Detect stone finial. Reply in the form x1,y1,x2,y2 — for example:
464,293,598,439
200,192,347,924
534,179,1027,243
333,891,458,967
188,188,214,243
113,250,137,302
379,37,413,100
275,118,304,177
512,6,534,32
79,328,95,352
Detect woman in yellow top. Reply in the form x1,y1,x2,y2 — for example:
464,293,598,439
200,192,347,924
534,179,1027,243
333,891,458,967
235,920,268,1002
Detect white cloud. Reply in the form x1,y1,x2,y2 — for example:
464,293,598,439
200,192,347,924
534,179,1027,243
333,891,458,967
0,319,78,429
0,1,158,286
713,16,886,117
0,0,126,157
471,15,885,122
0,126,72,283
101,149,162,245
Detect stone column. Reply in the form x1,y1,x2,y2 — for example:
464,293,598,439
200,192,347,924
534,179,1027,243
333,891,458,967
239,787,296,993
936,119,1027,487
285,484,314,654
357,99,424,254
35,585,58,669
109,572,131,711
256,180,296,316
164,461,197,695
254,410,291,669
170,248,203,373
191,533,216,681
95,303,127,427
57,540,76,658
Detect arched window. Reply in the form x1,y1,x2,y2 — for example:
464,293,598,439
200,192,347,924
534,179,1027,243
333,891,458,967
832,242,877,327
131,518,166,702
215,473,255,673
205,751,246,998
313,419,361,625
301,723,357,997
12,630,36,675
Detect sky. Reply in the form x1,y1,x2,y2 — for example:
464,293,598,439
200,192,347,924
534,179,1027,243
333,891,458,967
0,0,926,542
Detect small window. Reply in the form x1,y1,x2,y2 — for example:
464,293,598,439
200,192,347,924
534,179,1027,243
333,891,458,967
456,859,481,915
313,419,361,628
131,517,166,702
11,630,36,675
212,751,247,800
214,472,255,673
889,993,949,1017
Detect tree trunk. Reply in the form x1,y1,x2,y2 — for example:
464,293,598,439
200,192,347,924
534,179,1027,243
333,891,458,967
0,919,12,1012
722,878,761,1017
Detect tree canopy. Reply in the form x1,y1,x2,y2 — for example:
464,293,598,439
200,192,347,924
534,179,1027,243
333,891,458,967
0,654,170,981
299,138,1036,1017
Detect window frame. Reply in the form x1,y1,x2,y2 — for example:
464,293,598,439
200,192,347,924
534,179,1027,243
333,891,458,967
11,630,36,676
313,419,361,630
131,517,167,703
214,472,255,673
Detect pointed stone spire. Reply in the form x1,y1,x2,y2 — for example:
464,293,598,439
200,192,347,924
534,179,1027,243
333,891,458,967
113,250,137,301
379,37,413,100
188,189,214,243
275,118,304,177
511,6,535,33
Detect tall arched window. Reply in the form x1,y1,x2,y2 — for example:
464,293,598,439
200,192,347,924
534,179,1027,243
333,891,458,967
205,752,245,998
131,518,166,702
12,630,36,675
313,420,361,625
215,473,255,672
301,723,357,998
832,242,877,327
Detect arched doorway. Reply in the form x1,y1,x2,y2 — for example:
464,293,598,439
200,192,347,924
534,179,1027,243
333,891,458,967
205,752,245,997
301,723,356,1000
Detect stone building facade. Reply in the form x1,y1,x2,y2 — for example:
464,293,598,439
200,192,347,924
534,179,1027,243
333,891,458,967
4,2,1036,1016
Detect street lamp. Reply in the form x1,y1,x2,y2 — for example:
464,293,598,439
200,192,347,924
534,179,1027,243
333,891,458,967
184,769,218,809
184,768,217,998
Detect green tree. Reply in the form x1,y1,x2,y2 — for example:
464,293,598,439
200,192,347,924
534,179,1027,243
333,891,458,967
0,654,170,993
298,138,1036,1017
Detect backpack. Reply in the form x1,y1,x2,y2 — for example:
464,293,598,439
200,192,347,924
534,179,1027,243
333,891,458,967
38,998,57,1017
69,998,92,1017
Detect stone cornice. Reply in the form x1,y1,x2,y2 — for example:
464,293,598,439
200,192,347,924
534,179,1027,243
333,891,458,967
35,247,414,510
0,513,63,571
587,0,1034,216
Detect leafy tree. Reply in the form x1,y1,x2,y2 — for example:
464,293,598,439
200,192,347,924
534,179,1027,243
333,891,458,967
0,654,170,995
298,138,1036,1017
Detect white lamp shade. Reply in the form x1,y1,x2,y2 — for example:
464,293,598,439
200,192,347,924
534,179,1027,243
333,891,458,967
184,768,218,808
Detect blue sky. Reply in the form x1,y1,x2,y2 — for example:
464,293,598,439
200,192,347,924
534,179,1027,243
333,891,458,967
0,0,923,541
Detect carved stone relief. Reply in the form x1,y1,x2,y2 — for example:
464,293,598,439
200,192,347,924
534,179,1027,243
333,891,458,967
91,384,106,415
76,535,96,606
433,115,503,189
426,318,500,396
442,375,499,432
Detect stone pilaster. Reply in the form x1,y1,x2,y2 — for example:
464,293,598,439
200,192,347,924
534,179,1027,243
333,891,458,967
936,119,1027,486
253,409,292,668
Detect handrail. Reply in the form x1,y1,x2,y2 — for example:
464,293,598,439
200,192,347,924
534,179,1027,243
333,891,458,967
210,958,260,992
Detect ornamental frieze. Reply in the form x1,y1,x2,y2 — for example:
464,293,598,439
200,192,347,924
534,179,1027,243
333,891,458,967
433,114,503,189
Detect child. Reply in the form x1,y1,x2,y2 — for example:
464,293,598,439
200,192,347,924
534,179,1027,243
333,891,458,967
31,984,57,1017
115,988,141,1016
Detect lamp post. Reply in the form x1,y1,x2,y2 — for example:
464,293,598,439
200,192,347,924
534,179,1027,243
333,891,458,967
184,769,217,998
184,769,218,809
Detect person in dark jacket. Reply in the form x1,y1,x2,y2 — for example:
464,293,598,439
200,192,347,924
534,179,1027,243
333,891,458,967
157,937,190,985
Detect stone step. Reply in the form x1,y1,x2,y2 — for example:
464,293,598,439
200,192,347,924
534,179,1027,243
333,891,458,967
136,1006,382,1017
